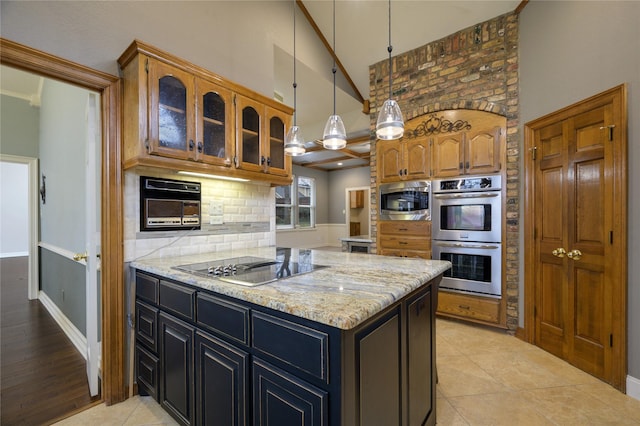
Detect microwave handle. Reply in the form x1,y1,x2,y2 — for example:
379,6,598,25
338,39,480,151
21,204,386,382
433,192,500,199
434,242,500,250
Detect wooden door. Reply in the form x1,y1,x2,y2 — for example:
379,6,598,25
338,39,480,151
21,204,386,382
265,107,290,176
431,133,463,177
377,140,403,182
465,126,503,175
525,85,627,390
235,94,264,173
195,78,233,167
404,138,431,180
147,59,195,160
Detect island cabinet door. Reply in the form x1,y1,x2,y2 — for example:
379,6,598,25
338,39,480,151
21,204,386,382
406,288,436,426
252,358,328,426
195,331,249,426
354,309,402,426
159,313,195,426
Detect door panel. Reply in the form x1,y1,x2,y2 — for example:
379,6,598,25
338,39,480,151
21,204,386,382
527,85,627,390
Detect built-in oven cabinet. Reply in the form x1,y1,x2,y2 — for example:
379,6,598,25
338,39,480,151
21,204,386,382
377,138,431,183
118,40,292,187
431,124,504,178
378,221,432,259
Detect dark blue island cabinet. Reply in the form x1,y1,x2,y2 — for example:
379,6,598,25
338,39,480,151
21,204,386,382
134,270,439,426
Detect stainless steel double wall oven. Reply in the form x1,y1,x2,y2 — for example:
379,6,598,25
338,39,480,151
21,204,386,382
431,175,502,297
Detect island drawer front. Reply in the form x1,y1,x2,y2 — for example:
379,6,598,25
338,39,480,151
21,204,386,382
136,272,159,304
159,280,196,321
135,343,159,401
136,300,159,352
251,312,329,384
196,293,250,346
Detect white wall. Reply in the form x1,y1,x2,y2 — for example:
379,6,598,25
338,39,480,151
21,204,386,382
0,161,29,257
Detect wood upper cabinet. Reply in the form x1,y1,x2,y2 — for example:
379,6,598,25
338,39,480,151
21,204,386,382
235,94,290,177
377,137,430,183
118,40,292,186
147,60,195,161
431,111,505,177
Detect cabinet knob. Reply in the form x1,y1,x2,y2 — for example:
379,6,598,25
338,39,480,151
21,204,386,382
189,140,194,151
267,157,272,166
197,141,203,153
261,156,266,165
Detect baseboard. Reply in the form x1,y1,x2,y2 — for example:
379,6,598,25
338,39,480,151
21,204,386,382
0,251,29,258
38,290,87,359
627,375,640,401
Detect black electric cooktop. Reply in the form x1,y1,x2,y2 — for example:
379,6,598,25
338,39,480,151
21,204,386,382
173,248,328,287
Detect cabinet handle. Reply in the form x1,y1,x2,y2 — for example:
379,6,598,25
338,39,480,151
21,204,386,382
465,161,469,170
197,141,203,153
458,305,471,310
398,170,402,177
188,140,194,151
267,157,272,166
459,162,463,171
399,241,408,245
404,168,408,175
261,156,266,165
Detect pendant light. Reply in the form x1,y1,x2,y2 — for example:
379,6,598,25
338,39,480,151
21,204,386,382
375,0,404,140
322,0,347,150
284,0,306,156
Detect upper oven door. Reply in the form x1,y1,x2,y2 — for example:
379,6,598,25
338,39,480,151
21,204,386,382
379,180,430,221
432,190,501,242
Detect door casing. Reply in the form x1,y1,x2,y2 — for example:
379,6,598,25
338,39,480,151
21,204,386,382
0,38,126,404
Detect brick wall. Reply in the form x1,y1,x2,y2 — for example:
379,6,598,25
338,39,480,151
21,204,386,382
369,12,520,331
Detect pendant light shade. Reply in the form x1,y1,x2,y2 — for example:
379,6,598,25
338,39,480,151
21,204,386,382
284,125,306,156
284,0,306,156
322,114,347,150
376,0,404,140
322,0,347,150
376,99,404,140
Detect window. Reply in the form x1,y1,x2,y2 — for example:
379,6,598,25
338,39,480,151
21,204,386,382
276,176,315,229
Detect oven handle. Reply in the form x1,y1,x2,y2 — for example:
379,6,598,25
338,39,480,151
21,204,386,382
433,242,500,250
433,192,500,199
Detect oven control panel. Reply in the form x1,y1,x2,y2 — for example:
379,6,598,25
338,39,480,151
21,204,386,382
434,175,501,193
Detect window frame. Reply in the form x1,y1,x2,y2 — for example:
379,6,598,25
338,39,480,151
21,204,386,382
276,175,316,230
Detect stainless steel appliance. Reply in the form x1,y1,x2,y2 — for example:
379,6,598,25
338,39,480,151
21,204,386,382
140,176,201,231
173,248,328,286
432,175,501,243
379,180,431,221
432,175,502,297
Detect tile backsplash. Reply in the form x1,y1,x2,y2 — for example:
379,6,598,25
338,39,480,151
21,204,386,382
124,170,275,262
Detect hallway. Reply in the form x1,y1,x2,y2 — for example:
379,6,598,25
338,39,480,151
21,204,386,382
0,256,100,425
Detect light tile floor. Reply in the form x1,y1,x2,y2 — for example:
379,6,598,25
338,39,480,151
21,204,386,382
55,318,640,425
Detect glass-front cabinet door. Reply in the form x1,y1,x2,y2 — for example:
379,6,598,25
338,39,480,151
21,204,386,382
266,108,290,176
235,95,264,172
147,59,195,160
196,80,233,167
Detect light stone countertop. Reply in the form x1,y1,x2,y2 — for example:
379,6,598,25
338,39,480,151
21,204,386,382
131,246,451,330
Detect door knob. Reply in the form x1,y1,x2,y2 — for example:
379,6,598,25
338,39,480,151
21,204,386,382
567,249,582,260
552,248,566,257
73,252,88,261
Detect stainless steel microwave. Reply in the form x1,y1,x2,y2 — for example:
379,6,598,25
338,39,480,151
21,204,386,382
140,176,201,231
379,180,431,221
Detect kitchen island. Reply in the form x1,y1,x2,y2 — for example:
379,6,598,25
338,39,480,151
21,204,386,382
131,247,450,426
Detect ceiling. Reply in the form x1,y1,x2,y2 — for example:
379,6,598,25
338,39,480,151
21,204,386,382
1,0,523,171
275,0,523,171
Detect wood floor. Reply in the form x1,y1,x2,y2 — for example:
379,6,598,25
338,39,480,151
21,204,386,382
1,257,100,425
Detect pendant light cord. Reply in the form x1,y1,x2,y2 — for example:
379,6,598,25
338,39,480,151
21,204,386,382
332,0,337,115
293,0,297,126
387,0,393,100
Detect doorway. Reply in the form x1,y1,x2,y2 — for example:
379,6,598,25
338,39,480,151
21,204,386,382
523,84,627,391
0,38,125,404
345,187,370,238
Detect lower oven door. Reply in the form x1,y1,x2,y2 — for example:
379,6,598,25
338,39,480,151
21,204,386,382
432,241,502,298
